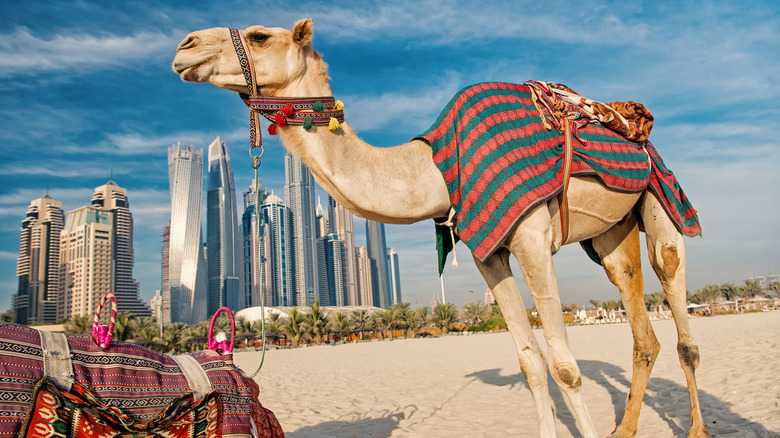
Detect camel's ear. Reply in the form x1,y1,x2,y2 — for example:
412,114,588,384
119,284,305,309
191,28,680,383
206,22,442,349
292,19,313,47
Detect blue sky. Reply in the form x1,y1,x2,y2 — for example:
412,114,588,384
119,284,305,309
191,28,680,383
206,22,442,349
1,1,778,313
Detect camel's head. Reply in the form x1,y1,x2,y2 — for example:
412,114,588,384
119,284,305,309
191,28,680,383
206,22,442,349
172,19,326,96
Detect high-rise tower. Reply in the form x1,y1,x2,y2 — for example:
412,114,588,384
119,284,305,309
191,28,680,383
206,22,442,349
387,248,402,306
207,137,243,315
242,181,268,309
15,195,64,324
259,194,294,306
366,220,392,309
90,181,150,316
284,153,317,306
327,196,359,306
166,143,208,324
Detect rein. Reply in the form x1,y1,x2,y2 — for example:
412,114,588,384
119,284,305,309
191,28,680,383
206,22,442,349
226,28,346,378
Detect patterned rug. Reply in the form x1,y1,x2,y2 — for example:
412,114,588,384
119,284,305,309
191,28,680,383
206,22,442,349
415,82,701,271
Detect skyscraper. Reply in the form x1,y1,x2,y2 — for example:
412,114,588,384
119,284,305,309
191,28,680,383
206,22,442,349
59,205,114,319
285,153,317,307
242,181,268,309
207,137,243,315
366,220,392,309
387,248,402,306
259,194,294,306
90,181,150,316
166,143,208,324
316,234,345,306
356,246,374,307
15,195,64,324
327,196,359,306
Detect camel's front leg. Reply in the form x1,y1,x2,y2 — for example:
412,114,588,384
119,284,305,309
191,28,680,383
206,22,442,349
640,193,710,438
592,214,659,438
506,204,598,438
473,249,556,437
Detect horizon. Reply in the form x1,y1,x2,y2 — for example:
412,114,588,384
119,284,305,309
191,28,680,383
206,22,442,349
1,1,779,313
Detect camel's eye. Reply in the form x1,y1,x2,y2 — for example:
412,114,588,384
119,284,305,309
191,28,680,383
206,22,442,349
249,33,270,44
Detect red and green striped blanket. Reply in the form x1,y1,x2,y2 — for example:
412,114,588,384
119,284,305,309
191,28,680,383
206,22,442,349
415,82,701,270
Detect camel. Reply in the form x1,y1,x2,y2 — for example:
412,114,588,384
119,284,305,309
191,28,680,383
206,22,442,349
172,19,709,438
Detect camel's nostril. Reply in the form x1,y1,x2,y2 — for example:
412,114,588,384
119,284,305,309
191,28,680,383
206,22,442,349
178,36,197,51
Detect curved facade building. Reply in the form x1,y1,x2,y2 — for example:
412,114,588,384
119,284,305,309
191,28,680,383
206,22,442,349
166,143,208,324
207,137,242,315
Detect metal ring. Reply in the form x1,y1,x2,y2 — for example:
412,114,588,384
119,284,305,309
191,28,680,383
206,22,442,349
251,156,262,169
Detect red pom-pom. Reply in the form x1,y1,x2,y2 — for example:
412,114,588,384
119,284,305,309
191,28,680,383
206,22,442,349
268,124,278,135
274,113,286,127
282,103,295,116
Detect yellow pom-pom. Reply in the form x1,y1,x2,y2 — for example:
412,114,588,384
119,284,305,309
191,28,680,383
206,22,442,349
328,117,340,132
334,100,344,111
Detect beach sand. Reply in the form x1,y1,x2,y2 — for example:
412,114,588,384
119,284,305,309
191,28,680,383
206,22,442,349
233,311,780,437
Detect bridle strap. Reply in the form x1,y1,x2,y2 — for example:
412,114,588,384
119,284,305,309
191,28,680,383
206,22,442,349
229,28,262,150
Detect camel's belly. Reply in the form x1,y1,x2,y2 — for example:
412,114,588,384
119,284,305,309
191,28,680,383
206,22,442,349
548,176,641,245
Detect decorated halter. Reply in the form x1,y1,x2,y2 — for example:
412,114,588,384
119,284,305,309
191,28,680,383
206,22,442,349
228,28,345,161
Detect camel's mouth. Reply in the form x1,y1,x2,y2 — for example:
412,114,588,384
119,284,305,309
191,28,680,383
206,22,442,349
172,55,216,82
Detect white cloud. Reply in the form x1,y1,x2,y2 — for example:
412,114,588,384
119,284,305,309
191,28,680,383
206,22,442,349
0,27,178,77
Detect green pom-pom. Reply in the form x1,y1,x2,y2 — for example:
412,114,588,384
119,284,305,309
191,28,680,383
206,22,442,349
303,115,313,130
312,101,324,112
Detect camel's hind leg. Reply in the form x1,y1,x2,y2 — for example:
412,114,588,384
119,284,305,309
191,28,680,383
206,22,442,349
640,193,710,438
473,249,557,437
592,213,659,437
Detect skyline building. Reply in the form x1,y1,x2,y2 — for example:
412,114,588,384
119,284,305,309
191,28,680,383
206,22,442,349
259,194,295,306
327,196,358,306
356,246,374,307
285,153,317,307
387,247,402,306
366,220,392,309
207,137,243,315
166,143,208,324
242,181,268,308
59,205,114,319
316,234,345,306
14,195,64,324
90,181,149,316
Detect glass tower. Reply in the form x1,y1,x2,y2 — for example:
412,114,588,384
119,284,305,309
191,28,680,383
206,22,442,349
259,194,294,306
284,153,317,306
366,220,392,309
166,143,208,324
207,137,243,315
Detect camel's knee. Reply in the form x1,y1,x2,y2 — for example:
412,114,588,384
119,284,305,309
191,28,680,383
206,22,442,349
550,360,583,390
678,340,700,371
660,244,680,278
517,345,548,387
634,335,661,369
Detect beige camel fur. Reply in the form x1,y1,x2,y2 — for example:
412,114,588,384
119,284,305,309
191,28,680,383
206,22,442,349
173,19,709,438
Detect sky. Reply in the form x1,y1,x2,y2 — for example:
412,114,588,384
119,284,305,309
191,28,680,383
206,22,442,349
1,0,778,314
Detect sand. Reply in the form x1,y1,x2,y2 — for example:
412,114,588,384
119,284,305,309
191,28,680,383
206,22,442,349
233,311,780,437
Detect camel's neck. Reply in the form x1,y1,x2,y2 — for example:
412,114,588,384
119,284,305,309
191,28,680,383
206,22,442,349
278,123,451,224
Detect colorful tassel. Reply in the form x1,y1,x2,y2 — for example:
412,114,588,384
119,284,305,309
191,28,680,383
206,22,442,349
268,124,278,135
328,117,340,132
312,101,324,112
274,112,286,127
334,100,344,111
282,103,295,116
303,115,313,130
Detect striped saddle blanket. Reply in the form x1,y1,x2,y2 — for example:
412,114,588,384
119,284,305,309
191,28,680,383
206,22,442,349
415,82,701,270
0,322,283,438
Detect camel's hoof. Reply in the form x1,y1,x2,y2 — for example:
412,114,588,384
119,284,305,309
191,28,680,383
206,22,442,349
687,426,711,438
608,425,636,438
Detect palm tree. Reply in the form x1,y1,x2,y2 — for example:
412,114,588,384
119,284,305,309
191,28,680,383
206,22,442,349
742,280,766,301
282,307,309,346
404,310,426,338
65,315,91,335
374,309,394,339
326,311,350,342
462,302,485,327
694,285,722,315
156,322,187,353
389,304,410,336
182,323,208,352
644,291,666,316
349,309,372,337
430,303,458,334
769,281,780,298
263,312,284,346
113,311,137,341
306,300,328,344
